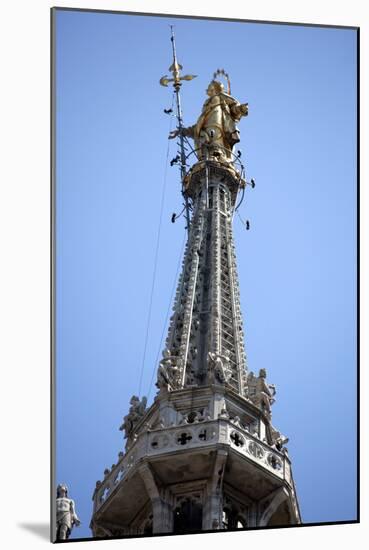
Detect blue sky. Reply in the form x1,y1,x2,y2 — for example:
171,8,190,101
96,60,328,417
54,9,357,539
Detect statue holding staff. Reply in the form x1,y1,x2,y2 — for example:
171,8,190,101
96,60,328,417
169,70,248,162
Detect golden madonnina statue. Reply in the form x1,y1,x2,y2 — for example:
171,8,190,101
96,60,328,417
170,77,248,162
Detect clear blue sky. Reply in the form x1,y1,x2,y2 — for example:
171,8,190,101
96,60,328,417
55,9,357,539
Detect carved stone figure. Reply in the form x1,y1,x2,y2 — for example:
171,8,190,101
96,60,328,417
270,425,289,451
156,349,181,390
56,484,80,540
170,79,248,161
208,350,232,384
231,415,242,428
241,370,250,399
249,420,259,437
218,407,230,419
185,369,196,385
119,395,147,439
247,368,276,419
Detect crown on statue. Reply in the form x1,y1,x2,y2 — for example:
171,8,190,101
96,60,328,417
213,68,231,94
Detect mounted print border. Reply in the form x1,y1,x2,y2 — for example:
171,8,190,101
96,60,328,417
51,6,359,543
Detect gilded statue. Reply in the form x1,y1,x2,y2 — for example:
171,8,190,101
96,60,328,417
169,78,248,161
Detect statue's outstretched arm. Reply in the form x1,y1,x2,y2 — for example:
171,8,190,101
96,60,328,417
169,125,195,140
230,101,248,119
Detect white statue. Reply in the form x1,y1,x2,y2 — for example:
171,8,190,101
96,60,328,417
156,349,181,390
247,368,276,419
119,395,147,439
56,484,80,540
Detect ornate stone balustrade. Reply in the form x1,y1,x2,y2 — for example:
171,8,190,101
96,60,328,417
93,418,292,515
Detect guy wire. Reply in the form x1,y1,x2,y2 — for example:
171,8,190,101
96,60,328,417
147,231,186,401
137,92,175,398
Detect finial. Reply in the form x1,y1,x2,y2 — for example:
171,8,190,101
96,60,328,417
159,27,197,89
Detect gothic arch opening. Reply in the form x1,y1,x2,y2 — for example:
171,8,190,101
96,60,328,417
173,497,203,533
222,498,248,530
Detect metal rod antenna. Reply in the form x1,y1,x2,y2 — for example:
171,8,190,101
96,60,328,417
170,26,191,234
160,27,197,235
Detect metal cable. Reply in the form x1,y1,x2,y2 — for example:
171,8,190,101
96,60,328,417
147,231,186,401
137,93,175,398
236,209,248,228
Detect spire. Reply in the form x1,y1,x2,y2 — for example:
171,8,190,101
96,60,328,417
90,42,301,537
155,61,251,396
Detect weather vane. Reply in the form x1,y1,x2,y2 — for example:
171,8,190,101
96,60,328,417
160,26,197,90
